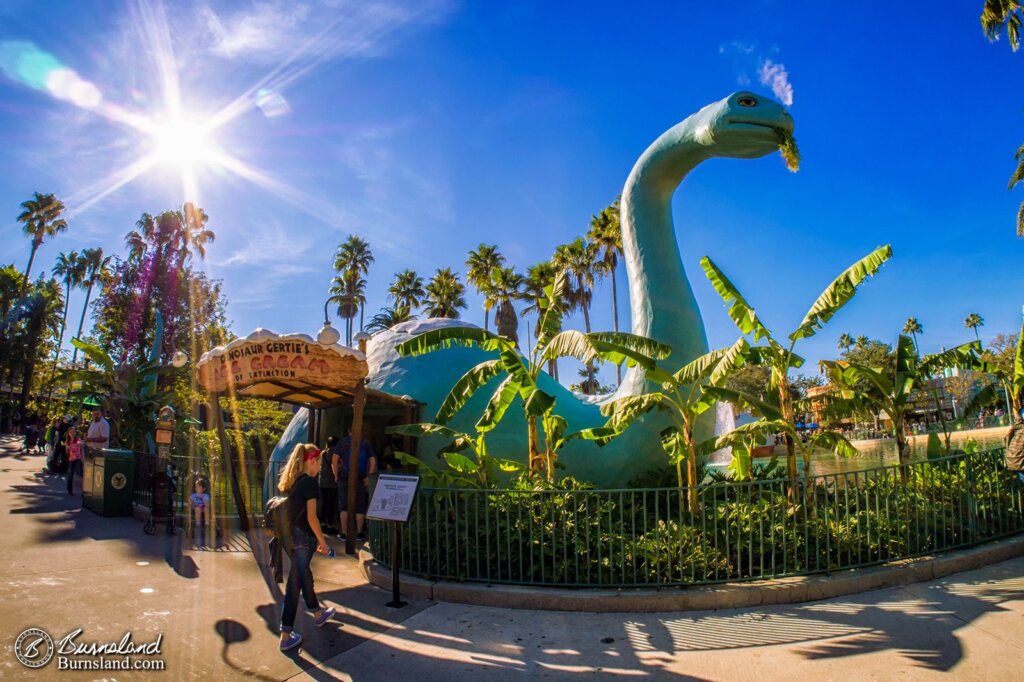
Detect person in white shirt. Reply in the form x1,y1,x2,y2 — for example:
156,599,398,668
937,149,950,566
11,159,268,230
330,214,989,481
85,407,110,455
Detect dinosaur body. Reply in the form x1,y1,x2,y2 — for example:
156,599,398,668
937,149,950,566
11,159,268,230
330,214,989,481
271,92,793,486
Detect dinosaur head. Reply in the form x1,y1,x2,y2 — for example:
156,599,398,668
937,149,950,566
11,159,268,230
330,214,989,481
691,91,794,159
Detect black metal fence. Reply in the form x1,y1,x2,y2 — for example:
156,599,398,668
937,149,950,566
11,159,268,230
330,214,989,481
369,448,1024,588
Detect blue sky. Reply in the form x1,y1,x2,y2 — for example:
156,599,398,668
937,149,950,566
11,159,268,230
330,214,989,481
1,1,1022,385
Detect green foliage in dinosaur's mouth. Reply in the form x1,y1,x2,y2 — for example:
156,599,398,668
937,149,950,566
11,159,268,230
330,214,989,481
775,128,800,172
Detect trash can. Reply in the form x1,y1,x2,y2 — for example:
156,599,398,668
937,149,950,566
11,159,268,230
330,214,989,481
84,448,136,517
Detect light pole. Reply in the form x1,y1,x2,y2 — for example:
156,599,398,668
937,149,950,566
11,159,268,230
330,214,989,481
317,299,341,346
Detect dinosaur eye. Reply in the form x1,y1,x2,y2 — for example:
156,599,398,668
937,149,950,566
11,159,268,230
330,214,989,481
738,96,758,107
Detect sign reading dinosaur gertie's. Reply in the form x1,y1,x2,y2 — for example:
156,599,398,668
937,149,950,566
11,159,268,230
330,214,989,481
196,332,366,394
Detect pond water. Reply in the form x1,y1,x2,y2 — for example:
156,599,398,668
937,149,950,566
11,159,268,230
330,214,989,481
744,428,1010,477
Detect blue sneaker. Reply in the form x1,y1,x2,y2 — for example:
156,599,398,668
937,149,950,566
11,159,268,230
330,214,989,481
314,607,336,627
279,632,302,652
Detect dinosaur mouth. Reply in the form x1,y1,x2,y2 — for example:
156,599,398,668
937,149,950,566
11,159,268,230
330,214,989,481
727,119,792,134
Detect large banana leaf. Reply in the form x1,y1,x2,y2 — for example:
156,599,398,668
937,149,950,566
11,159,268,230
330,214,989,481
703,386,784,421
476,375,521,432
70,338,114,373
534,272,569,351
920,340,981,376
700,257,771,341
707,337,750,387
820,360,895,400
805,431,859,459
396,326,506,357
957,380,1001,419
893,334,918,399
387,422,468,443
788,244,892,343
544,330,671,370
696,418,789,458
435,359,503,424
744,345,805,370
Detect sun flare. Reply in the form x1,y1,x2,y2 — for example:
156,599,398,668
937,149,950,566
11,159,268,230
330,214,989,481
152,118,213,167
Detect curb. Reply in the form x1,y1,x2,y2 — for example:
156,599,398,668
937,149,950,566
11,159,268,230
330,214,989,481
357,534,1024,613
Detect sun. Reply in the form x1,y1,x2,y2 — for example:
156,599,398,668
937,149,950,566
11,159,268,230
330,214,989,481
152,118,213,167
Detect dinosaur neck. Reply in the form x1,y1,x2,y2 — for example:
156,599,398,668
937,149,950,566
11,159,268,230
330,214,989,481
621,119,710,373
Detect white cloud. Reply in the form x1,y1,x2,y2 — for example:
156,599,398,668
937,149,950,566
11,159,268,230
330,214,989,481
758,58,794,106
198,0,452,65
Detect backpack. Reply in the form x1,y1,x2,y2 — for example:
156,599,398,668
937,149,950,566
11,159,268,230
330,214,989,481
263,496,290,539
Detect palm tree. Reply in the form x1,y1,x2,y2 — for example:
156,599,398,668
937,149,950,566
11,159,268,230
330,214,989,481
423,267,467,319
179,202,215,261
965,312,985,343
489,266,524,343
329,274,366,345
587,198,623,383
364,305,415,333
388,269,425,311
855,335,869,349
553,237,601,386
902,317,924,353
465,244,505,331
334,235,374,332
17,192,68,296
837,333,854,352
71,248,111,366
47,251,84,407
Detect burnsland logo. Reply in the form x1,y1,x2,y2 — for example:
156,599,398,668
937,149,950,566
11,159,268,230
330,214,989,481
13,627,166,671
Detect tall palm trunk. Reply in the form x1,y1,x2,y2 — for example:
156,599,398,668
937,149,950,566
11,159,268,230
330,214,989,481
20,240,40,298
44,281,72,411
581,294,595,388
484,308,489,332
360,302,365,332
70,281,95,366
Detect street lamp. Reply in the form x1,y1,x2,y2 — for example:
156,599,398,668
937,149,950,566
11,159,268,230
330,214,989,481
317,299,341,346
171,351,189,368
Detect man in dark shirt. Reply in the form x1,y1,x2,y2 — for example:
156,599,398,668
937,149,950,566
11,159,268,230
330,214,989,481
332,426,376,540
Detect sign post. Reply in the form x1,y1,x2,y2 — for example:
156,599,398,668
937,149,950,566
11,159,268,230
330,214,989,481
366,473,420,608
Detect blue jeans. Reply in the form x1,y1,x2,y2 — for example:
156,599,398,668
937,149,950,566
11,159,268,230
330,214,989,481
280,528,320,633
67,459,83,494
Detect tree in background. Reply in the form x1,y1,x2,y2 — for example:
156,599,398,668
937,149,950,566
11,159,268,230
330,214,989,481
489,266,523,343
329,274,365,345
966,324,1024,422
965,313,986,343
16,192,67,297
70,248,111,367
553,237,601,387
837,333,854,352
903,317,924,353
587,198,624,383
333,235,374,338
364,305,415,334
388,269,425,311
423,267,467,319
466,244,504,331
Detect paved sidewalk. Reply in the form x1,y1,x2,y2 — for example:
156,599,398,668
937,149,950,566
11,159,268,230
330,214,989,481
2,434,1023,680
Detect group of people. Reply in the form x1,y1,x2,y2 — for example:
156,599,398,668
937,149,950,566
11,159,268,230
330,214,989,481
31,407,110,496
272,426,377,652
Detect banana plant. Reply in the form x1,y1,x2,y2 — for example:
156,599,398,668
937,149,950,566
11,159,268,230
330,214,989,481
62,338,177,450
587,338,749,513
387,422,521,488
397,272,670,481
700,244,892,491
821,335,982,468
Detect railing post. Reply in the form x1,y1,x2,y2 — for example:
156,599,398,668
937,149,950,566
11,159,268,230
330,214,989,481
966,454,978,546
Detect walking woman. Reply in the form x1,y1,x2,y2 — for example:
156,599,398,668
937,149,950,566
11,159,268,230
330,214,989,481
277,443,336,652
65,426,83,495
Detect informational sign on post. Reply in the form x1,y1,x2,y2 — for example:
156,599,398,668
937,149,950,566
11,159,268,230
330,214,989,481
367,474,420,523
366,473,420,609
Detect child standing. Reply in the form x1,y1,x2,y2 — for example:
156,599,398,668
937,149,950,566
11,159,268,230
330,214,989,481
65,428,84,495
190,480,211,547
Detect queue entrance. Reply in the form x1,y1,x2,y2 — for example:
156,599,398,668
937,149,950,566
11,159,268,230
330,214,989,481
194,328,418,554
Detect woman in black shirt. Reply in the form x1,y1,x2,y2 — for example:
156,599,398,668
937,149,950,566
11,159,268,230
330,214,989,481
276,443,336,652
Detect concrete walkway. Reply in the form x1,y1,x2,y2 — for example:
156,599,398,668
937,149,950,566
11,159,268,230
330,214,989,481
1,435,1023,680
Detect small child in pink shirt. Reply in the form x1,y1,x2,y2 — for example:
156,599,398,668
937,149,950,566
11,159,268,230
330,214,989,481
66,427,84,496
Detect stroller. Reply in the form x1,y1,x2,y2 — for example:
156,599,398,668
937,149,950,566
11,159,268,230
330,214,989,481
143,463,178,535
